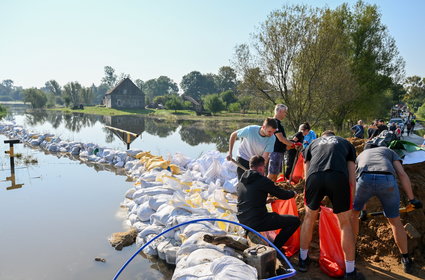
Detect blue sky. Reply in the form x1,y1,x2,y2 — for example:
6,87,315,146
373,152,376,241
0,0,424,88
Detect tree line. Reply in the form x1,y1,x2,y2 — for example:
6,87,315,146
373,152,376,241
1,1,424,124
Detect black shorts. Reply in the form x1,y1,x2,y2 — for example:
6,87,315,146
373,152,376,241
305,170,352,214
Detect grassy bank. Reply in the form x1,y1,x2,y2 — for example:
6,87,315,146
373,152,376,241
50,106,269,121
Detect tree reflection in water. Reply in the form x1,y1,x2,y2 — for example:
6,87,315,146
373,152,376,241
22,111,259,152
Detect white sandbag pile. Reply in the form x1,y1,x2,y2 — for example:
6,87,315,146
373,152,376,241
0,121,257,279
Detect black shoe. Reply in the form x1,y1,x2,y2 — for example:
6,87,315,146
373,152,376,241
344,269,366,280
297,255,310,272
402,257,414,274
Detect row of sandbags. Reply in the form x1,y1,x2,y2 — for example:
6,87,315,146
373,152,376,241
0,121,258,279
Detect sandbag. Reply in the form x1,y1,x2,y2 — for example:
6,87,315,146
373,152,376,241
319,206,345,278
291,152,304,184
271,198,300,257
210,256,257,280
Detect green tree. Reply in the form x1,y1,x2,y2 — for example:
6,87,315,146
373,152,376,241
143,76,178,102
216,66,237,93
203,94,224,114
403,76,425,111
180,71,218,101
219,90,237,108
80,87,94,105
23,88,48,108
165,95,183,112
45,80,62,96
101,66,117,88
63,82,82,106
228,102,241,113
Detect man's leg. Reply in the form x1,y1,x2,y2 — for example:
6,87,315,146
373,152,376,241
351,210,361,240
336,210,356,263
267,152,283,182
298,206,319,272
388,217,408,254
272,215,301,248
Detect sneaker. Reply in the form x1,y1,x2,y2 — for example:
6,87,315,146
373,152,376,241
297,255,310,272
344,269,366,280
402,257,413,274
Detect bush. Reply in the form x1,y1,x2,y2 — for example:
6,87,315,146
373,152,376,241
228,102,241,113
203,94,225,114
165,95,183,112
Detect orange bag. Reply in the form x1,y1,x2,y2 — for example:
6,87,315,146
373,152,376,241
271,198,300,257
290,152,304,184
319,206,345,277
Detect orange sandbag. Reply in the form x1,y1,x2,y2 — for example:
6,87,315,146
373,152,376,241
276,174,286,182
319,206,345,277
271,198,300,257
291,152,304,184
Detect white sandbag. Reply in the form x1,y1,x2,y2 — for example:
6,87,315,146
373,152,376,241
124,188,136,199
114,160,125,168
165,246,179,265
181,223,226,239
133,194,150,205
79,150,89,157
136,201,155,222
171,152,192,168
157,239,173,260
185,248,225,267
150,204,191,226
126,149,143,158
128,213,138,225
176,232,225,263
142,234,162,256
171,262,214,280
132,221,150,232
138,224,164,239
210,256,257,280
148,194,172,211
222,177,239,194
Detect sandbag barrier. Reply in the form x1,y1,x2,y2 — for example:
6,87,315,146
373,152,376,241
113,218,296,280
0,121,270,279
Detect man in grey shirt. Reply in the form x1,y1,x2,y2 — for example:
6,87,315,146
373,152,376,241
353,146,422,274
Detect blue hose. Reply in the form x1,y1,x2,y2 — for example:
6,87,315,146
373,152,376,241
113,218,297,280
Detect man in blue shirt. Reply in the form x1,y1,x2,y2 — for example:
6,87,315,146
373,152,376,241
302,122,316,149
227,118,277,179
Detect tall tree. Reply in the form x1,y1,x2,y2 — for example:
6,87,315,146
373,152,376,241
101,66,117,88
63,82,82,106
45,80,62,96
143,76,179,101
180,71,217,101
403,76,425,111
23,88,48,108
216,66,237,93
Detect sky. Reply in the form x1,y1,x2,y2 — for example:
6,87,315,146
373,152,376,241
1,0,424,89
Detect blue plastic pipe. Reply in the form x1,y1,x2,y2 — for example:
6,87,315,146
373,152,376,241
113,218,297,280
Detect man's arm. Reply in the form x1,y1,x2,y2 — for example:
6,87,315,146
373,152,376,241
393,160,414,200
275,132,294,147
226,131,238,161
263,177,296,200
304,160,310,180
347,161,356,198
262,152,270,166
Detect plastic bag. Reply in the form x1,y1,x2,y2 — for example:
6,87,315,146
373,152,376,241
291,152,304,184
271,198,300,257
319,206,345,278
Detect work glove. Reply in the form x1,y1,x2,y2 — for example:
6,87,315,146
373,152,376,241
409,198,423,209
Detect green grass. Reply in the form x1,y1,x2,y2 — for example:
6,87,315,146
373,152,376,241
49,106,270,120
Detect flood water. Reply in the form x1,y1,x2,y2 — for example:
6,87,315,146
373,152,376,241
0,108,262,280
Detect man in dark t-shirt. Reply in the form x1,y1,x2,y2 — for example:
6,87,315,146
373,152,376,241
267,104,295,182
298,131,364,279
284,124,305,179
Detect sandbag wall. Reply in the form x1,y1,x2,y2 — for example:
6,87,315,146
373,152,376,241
0,121,259,280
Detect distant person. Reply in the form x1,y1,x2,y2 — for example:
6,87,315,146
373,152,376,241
284,124,305,180
302,122,316,148
352,146,422,274
267,104,295,182
237,155,300,253
227,118,277,180
395,125,402,139
299,131,364,279
367,122,377,139
351,120,364,138
411,119,416,131
372,119,388,137
389,122,397,132
406,121,412,136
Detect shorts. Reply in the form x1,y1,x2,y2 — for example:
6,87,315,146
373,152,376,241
353,173,400,218
268,152,285,175
305,170,351,214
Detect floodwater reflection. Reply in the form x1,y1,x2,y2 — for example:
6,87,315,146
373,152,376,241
12,110,261,157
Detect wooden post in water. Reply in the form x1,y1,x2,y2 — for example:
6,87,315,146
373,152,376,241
4,139,24,190
104,125,139,150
